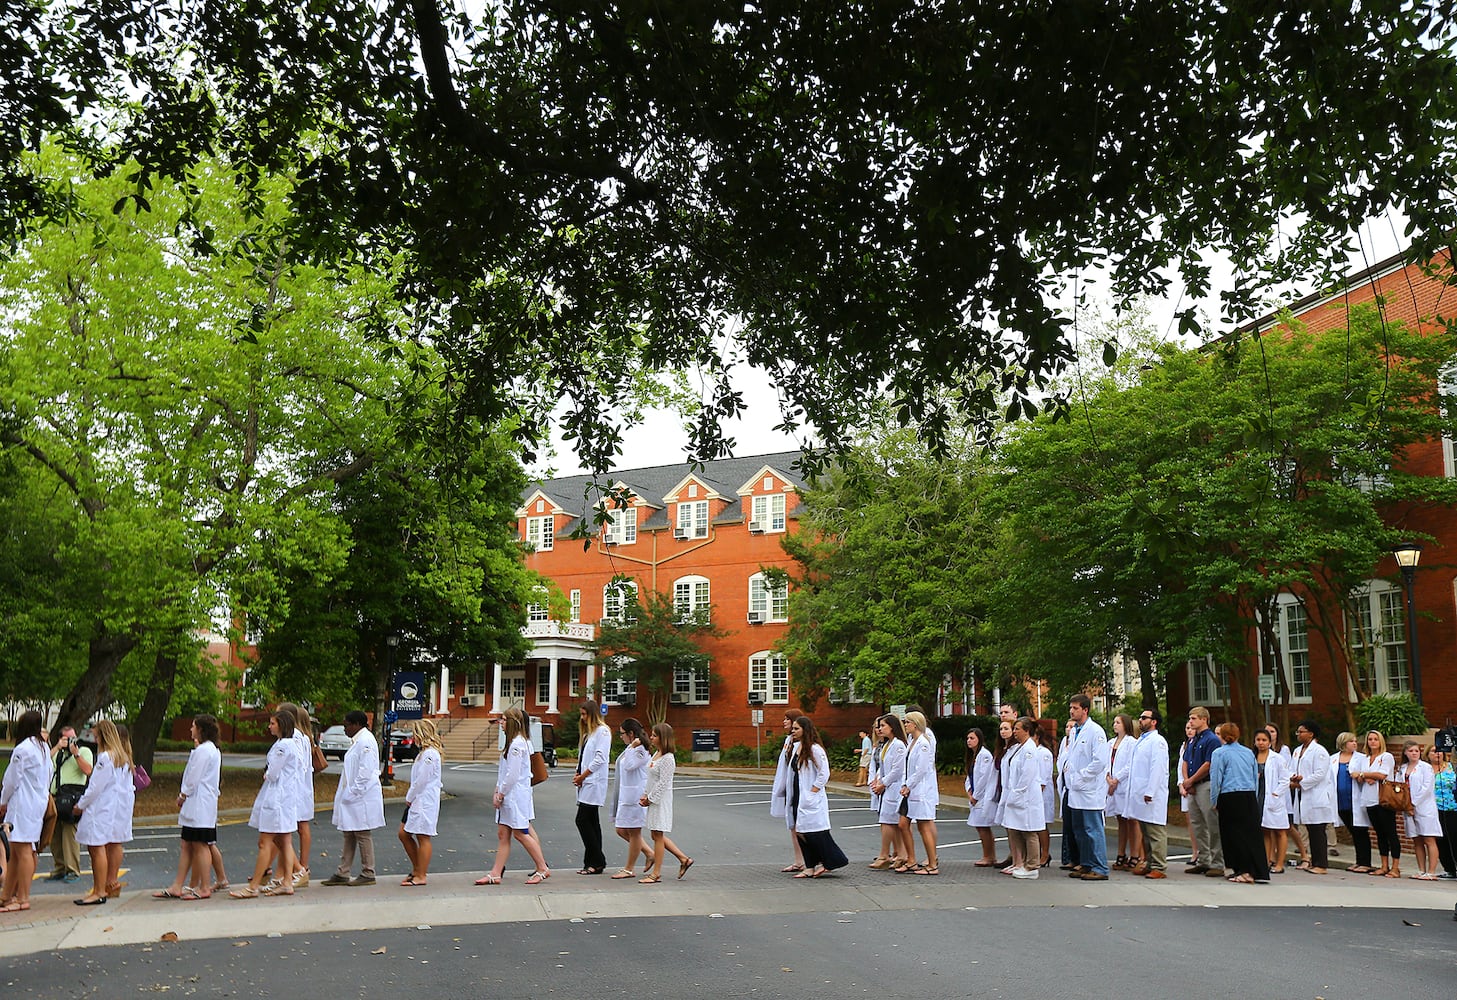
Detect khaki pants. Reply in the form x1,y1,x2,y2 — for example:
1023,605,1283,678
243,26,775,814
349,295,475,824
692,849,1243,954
335,830,376,879
50,817,82,875
1141,821,1168,872
1187,782,1223,868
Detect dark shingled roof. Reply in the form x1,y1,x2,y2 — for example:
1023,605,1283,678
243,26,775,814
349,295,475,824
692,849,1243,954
524,450,810,535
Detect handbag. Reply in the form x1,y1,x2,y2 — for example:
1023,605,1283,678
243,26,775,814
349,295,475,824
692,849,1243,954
132,764,152,791
1378,777,1410,813
529,750,549,786
54,784,86,824
312,743,329,774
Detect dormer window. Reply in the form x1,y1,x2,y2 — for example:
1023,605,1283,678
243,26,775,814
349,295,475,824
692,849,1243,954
526,515,554,551
751,493,786,533
677,500,708,538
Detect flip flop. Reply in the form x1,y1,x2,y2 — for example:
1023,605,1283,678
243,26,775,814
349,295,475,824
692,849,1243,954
180,886,210,900
400,876,426,886
678,858,694,880
611,869,637,879
0,901,30,913
782,864,806,873
637,874,661,884
152,888,184,899
792,869,814,878
474,874,501,885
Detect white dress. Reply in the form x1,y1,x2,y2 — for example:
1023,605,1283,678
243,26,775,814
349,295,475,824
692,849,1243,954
644,753,676,832
965,747,998,828
250,738,304,835
0,736,52,843
495,734,534,830
611,743,651,828
1402,761,1441,837
178,741,222,830
75,752,135,847
875,739,906,824
404,747,442,836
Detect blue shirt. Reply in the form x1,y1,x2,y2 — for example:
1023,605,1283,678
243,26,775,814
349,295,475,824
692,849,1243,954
1209,742,1258,806
1185,728,1221,783
1336,760,1353,812
1436,768,1456,812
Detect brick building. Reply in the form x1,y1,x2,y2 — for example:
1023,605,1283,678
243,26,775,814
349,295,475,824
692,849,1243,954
433,450,873,750
1169,250,1457,730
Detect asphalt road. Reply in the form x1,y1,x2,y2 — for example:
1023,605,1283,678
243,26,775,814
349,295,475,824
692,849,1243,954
7,906,1454,1000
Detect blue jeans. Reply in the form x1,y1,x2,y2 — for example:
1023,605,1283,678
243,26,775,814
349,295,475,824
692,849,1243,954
1068,806,1109,875
1060,794,1080,867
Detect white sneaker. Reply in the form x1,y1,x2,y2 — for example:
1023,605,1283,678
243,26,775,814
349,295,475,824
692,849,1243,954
1011,866,1038,879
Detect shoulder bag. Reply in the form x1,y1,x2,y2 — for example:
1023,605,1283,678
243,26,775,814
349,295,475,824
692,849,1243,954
312,742,329,774
1378,776,1410,813
133,764,152,791
530,750,549,786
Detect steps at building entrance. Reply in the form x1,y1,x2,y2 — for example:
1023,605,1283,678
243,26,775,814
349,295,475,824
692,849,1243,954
438,717,500,763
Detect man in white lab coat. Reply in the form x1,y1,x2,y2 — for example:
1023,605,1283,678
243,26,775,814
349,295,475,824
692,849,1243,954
321,711,386,887
1128,709,1171,878
1062,694,1112,879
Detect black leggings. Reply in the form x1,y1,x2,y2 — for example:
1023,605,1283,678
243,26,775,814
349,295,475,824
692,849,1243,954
1366,804,1401,860
1338,809,1372,868
1437,810,1457,876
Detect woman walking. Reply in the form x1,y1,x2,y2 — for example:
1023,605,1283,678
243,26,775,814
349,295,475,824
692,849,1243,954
1398,741,1441,880
155,714,223,899
1107,714,1140,871
902,711,939,875
965,727,998,867
1253,727,1290,873
639,723,692,883
398,718,443,886
1003,718,1045,879
869,715,910,870
73,720,137,904
0,710,52,912
572,700,612,875
610,718,652,879
1209,723,1269,884
788,716,847,878
1352,730,1399,877
232,710,306,898
476,707,551,885
279,703,317,888
770,709,807,873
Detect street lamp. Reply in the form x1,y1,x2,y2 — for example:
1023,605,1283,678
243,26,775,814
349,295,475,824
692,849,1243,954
381,634,400,787
1393,543,1424,706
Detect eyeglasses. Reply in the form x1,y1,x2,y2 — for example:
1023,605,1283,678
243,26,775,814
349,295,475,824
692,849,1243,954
1138,716,1153,721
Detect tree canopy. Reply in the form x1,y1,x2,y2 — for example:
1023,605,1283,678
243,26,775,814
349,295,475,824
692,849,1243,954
5,1,1456,470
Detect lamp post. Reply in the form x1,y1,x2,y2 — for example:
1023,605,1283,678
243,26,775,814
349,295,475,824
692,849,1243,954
1393,543,1424,707
381,634,399,787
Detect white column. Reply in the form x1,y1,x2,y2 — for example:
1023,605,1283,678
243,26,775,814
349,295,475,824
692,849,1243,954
586,662,596,698
437,665,451,713
491,662,504,714
547,657,560,715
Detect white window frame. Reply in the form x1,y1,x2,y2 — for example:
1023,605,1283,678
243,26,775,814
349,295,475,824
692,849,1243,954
526,602,549,623
536,664,552,705
499,669,526,709
1349,580,1410,696
1255,595,1314,704
465,671,487,696
750,651,789,704
1441,359,1457,477
752,493,787,533
1187,655,1229,707
673,664,711,705
673,575,710,623
602,580,639,624
569,589,581,623
605,506,637,545
677,500,709,538
599,673,637,703
569,664,581,697
526,515,554,551
748,572,789,622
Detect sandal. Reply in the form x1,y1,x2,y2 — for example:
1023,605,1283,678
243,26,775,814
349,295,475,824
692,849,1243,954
0,901,31,912
637,874,661,884
576,867,604,876
228,886,260,899
261,883,294,896
973,859,997,868
180,886,209,900
918,865,940,875
400,876,426,886
867,858,894,870
610,869,637,879
524,870,551,885
152,888,185,899
678,858,694,880
1346,865,1373,874
474,874,501,885
1385,868,1402,879
210,881,230,893
782,864,806,873
793,869,814,878
904,863,929,875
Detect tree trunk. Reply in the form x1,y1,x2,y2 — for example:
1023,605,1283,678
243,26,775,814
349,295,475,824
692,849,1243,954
1133,641,1158,710
131,649,181,773
55,634,139,732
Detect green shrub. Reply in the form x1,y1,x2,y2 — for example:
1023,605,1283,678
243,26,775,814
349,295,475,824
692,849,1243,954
1355,693,1429,738
554,710,580,750
932,715,1000,774
716,743,762,766
155,739,194,752
222,740,273,754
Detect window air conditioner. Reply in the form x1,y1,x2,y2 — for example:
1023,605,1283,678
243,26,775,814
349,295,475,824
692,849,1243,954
459,694,480,707
673,527,689,540
748,520,765,533
827,691,846,705
747,610,766,624
669,692,690,705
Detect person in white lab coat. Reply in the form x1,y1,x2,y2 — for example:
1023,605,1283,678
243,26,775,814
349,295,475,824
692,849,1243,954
1397,741,1441,879
572,701,613,875
154,714,223,899
1034,728,1056,869
317,711,385,886
902,711,939,875
770,709,808,873
870,715,911,870
398,718,443,885
476,707,551,885
1001,719,1045,878
1253,728,1290,872
1288,720,1335,874
0,710,52,913
964,727,998,866
1106,713,1141,871
1127,709,1170,878
73,720,136,906
1062,694,1111,879
1352,729,1399,876
789,716,848,878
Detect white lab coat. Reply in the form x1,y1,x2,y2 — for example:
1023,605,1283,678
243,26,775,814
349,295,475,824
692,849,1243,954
250,738,302,834
1036,744,1056,823
495,734,534,830
404,746,441,836
575,725,612,807
1400,760,1441,837
1061,719,1111,811
792,743,832,833
611,742,651,827
332,728,385,832
1258,752,1290,830
999,740,1044,833
770,736,795,822
75,751,134,847
178,741,222,829
1289,741,1336,825
903,734,937,821
292,729,316,822
1107,735,1137,818
966,747,998,828
875,739,907,824
0,736,52,843
1352,750,1393,817
1126,729,1169,826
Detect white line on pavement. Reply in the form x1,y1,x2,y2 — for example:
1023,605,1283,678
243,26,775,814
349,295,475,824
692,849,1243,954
725,799,774,806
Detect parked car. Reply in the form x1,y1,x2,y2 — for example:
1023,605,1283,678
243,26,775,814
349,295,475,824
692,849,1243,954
388,729,419,762
318,725,351,761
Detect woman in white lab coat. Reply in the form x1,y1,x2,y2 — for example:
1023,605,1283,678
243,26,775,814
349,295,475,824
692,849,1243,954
902,711,939,875
1001,718,1045,878
1288,721,1335,874
1397,741,1441,879
964,727,998,866
1107,714,1140,870
610,717,652,878
770,709,807,873
572,701,613,875
0,710,51,913
1352,729,1398,876
73,720,136,905
399,718,443,885
1035,728,1056,869
476,707,550,885
232,710,305,898
1253,728,1290,872
790,716,847,878
870,715,910,870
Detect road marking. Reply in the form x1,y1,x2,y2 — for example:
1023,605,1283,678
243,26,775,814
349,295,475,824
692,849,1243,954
685,790,768,798
838,823,881,830
725,799,774,806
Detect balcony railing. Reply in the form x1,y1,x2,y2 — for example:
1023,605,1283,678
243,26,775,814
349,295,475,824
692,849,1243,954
522,620,596,642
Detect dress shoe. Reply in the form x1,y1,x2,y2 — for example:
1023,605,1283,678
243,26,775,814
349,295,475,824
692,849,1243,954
319,874,351,886
1144,869,1167,879
1203,867,1226,877
1067,867,1087,877
1080,872,1109,881
348,876,377,887
1185,864,1209,874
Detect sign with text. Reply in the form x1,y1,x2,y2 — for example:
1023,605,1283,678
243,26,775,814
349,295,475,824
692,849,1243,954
391,671,427,720
1257,675,1276,702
